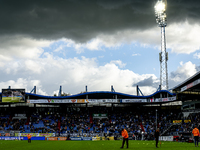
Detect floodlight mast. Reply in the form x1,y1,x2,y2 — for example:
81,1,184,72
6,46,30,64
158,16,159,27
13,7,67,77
155,0,168,90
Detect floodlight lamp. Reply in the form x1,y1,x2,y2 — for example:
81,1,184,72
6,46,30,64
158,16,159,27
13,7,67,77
154,0,167,27
155,1,166,14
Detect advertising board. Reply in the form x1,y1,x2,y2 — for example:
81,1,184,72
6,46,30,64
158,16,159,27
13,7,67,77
15,133,55,137
173,120,182,124
0,136,24,140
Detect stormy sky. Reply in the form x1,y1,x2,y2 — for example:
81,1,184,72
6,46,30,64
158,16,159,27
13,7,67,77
0,0,200,96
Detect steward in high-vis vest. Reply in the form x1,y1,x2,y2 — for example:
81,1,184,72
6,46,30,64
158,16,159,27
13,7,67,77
192,125,200,147
120,128,129,148
27,134,32,143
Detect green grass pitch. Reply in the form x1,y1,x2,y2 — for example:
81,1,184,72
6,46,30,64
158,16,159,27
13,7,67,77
0,140,196,150
2,97,24,102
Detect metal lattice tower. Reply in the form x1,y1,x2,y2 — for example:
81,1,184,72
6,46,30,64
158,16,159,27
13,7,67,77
155,0,168,90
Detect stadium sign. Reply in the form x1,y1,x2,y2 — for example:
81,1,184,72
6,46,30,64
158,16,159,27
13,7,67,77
82,137,92,141
184,120,191,123
15,133,55,137
92,137,100,141
27,99,143,103
121,96,176,103
24,137,45,140
180,79,200,92
159,136,173,141
154,96,176,102
70,137,82,141
121,99,147,103
69,137,92,141
0,133,11,136
27,97,176,104
58,137,67,141
85,99,118,103
27,99,119,103
93,114,108,118
173,120,182,124
0,136,24,140
46,137,58,141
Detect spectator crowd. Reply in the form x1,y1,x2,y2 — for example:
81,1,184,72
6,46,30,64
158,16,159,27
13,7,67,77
0,107,198,139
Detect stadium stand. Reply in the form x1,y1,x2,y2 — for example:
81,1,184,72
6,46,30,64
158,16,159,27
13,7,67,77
0,106,194,140
0,71,200,141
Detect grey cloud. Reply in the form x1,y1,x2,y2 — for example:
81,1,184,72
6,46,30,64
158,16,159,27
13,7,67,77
169,70,189,89
0,0,199,42
168,79,180,90
170,71,187,80
196,66,200,72
133,76,158,87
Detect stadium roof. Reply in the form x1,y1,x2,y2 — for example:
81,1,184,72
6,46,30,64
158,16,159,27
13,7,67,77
172,71,200,93
172,71,200,102
25,90,175,99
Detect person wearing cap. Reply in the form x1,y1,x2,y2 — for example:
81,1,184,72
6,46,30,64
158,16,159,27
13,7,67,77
120,128,129,148
192,125,200,147
155,128,160,148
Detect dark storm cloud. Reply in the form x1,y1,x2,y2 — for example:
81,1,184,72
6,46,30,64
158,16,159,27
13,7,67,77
0,0,199,42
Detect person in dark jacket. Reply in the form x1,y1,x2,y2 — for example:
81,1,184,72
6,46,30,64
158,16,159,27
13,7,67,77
155,128,160,148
